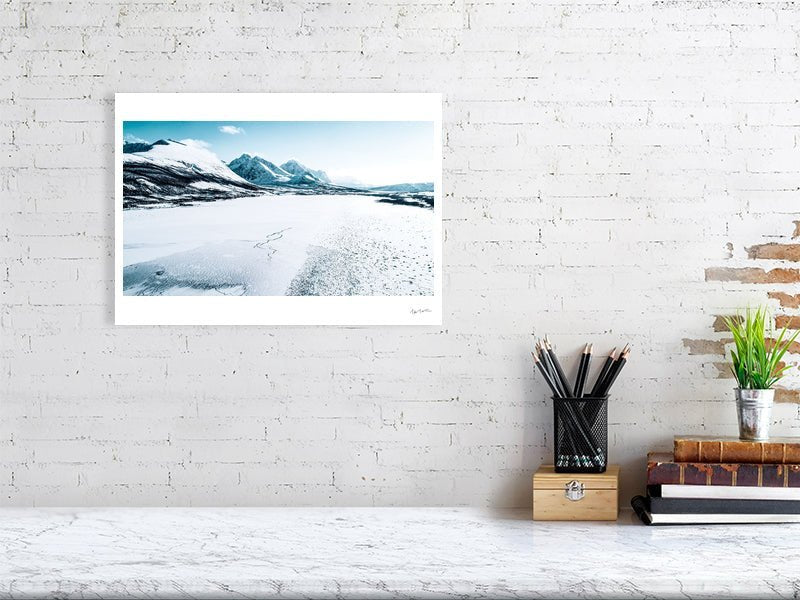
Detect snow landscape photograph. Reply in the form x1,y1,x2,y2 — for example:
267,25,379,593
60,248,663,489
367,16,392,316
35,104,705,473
121,118,436,294
114,93,441,325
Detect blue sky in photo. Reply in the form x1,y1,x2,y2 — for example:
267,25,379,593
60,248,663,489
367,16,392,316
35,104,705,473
123,121,435,186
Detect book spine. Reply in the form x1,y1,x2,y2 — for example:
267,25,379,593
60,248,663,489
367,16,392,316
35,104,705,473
674,438,800,464
647,461,800,487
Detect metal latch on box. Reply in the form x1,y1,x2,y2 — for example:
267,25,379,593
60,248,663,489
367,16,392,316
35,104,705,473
564,480,585,501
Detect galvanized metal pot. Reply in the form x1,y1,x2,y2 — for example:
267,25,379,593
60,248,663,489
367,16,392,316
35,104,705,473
735,388,775,441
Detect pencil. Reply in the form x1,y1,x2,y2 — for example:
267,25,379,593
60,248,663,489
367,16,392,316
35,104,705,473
535,342,549,374
589,347,616,398
597,343,629,394
573,343,591,398
598,345,630,397
539,340,568,397
532,351,562,398
544,335,572,398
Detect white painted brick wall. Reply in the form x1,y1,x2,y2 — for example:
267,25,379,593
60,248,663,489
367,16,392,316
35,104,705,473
2,0,800,507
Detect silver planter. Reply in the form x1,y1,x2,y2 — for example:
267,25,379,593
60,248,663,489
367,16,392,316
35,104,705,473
735,388,775,441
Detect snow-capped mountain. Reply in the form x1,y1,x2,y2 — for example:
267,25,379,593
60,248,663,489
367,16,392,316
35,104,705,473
123,139,261,208
125,139,252,181
229,154,332,187
228,154,293,185
122,142,434,210
280,159,330,184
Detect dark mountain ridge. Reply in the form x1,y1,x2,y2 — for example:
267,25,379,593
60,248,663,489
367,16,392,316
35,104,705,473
122,142,433,209
122,138,170,153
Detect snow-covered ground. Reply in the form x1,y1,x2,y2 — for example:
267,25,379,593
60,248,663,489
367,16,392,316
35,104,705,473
122,195,434,297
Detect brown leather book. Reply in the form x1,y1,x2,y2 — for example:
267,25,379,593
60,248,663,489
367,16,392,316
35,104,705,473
674,435,800,464
648,452,800,487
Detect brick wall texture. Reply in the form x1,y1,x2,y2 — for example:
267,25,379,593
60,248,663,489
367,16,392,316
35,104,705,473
2,0,800,506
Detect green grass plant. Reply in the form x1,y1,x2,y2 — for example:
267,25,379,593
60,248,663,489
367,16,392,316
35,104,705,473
724,307,799,390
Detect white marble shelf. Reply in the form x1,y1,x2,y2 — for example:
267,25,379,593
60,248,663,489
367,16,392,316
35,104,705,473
1,507,798,599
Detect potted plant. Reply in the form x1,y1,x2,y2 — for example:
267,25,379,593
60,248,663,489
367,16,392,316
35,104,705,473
724,307,799,441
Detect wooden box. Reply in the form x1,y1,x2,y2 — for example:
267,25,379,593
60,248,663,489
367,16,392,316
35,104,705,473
533,465,619,521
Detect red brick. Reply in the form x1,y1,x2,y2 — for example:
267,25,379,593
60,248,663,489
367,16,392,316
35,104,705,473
775,315,800,330
747,243,800,261
766,338,800,354
682,338,727,355
776,389,800,403
769,292,800,308
713,315,740,332
705,267,800,284
714,362,735,379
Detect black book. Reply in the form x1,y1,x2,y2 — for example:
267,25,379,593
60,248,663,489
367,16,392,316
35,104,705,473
648,495,800,514
631,495,800,525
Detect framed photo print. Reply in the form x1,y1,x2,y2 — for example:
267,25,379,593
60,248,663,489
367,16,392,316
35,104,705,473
114,93,442,325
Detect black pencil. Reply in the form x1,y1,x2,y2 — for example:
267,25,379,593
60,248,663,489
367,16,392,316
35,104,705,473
544,335,572,397
572,343,586,397
598,343,628,394
598,345,630,397
539,340,568,397
535,342,554,387
573,343,591,398
589,347,616,397
532,351,562,398
535,342,549,374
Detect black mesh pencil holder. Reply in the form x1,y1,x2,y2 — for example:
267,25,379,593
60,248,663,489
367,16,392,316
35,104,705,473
553,396,608,473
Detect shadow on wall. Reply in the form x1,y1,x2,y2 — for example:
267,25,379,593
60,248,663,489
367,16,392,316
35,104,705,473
493,340,553,508
104,97,116,324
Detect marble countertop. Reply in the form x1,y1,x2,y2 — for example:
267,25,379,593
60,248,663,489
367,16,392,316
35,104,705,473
0,507,798,599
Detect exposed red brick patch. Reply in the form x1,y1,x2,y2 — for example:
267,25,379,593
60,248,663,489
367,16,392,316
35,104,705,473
682,338,728,355
705,267,800,284
776,389,800,403
775,315,800,330
714,362,735,379
714,317,798,346
705,217,800,402
765,338,800,354
713,315,740,332
715,356,794,378
714,315,742,332
769,292,800,308
747,243,800,262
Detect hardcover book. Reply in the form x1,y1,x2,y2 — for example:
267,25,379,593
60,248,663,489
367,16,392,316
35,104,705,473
647,495,800,514
631,495,800,525
674,435,800,464
648,484,800,501
647,452,800,487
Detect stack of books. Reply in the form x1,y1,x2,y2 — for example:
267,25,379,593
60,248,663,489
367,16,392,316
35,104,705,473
632,435,800,525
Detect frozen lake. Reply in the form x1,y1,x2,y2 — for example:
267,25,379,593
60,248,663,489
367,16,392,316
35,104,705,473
122,194,434,297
